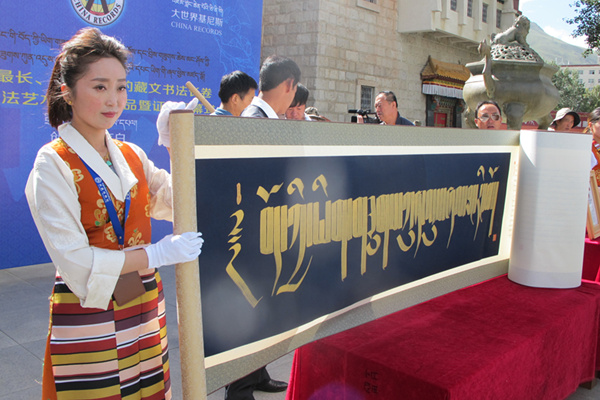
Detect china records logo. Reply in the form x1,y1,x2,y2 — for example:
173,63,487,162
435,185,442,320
71,0,125,26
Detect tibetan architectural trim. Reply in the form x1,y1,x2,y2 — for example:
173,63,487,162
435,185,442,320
421,56,472,99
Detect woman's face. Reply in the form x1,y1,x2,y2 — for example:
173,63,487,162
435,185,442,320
63,57,127,138
591,119,600,143
555,115,575,132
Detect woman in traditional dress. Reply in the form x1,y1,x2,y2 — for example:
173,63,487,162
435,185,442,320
588,108,600,186
25,28,203,400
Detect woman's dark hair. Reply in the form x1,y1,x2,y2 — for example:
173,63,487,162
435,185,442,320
590,108,600,124
47,28,130,128
584,107,600,133
289,83,309,108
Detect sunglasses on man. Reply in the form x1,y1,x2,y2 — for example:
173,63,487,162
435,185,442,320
476,113,501,122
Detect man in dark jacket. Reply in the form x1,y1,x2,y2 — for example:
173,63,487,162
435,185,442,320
227,54,301,400
241,55,300,119
374,90,414,126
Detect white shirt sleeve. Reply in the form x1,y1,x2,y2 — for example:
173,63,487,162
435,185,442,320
125,142,174,221
25,145,124,309
25,138,174,309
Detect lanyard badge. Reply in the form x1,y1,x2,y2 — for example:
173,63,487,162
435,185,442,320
81,158,131,249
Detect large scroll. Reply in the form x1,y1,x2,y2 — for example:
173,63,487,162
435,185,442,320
179,116,520,393
508,130,591,288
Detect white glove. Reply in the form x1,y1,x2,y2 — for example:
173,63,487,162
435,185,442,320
156,98,199,147
145,232,203,269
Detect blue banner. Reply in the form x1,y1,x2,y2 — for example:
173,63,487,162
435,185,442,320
196,151,510,356
0,1,263,269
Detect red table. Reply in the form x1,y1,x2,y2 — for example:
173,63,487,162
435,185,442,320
583,237,600,282
286,276,600,400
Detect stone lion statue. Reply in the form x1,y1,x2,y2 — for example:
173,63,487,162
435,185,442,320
491,15,530,46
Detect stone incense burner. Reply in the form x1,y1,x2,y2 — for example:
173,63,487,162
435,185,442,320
463,15,559,129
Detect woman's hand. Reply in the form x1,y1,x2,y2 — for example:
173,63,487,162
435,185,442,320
156,98,199,147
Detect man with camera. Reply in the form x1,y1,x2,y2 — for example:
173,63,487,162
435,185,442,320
374,91,414,126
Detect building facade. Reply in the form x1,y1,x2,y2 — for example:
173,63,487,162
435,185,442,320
261,0,520,125
561,62,600,90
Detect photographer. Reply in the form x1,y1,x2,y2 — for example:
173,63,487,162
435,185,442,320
374,91,414,126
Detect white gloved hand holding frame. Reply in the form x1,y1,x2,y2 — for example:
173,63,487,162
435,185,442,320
145,232,203,269
156,98,199,148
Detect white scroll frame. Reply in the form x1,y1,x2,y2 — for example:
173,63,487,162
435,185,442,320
169,110,206,399
170,114,523,397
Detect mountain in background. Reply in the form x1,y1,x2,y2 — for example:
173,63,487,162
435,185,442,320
526,21,596,66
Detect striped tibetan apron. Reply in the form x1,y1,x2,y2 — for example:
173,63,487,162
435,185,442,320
42,138,171,400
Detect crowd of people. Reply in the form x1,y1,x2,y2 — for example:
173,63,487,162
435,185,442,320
202,44,586,135
25,26,599,400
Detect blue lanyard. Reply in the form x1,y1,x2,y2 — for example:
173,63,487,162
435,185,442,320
81,158,131,248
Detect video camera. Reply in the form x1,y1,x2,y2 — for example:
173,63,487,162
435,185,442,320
348,109,380,124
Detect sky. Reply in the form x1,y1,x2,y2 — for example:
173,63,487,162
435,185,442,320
520,0,588,48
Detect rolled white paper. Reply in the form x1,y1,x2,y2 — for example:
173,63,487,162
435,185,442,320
508,130,591,288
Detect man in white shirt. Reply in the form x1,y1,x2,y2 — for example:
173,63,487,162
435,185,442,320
229,54,300,400
241,55,300,120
